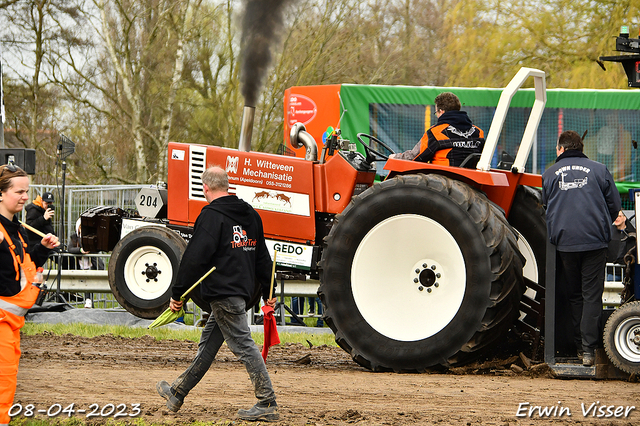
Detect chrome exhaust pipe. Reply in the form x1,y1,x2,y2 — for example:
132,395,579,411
290,122,318,161
238,105,255,152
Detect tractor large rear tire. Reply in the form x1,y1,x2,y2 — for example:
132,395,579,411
507,186,547,344
319,174,525,372
109,226,208,319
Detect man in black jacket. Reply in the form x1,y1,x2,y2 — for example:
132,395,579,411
156,166,278,422
542,130,622,367
389,92,485,166
25,192,55,246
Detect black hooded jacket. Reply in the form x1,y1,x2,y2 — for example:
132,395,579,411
171,195,273,306
25,201,55,246
0,214,52,296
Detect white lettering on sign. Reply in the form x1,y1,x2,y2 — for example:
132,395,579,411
242,167,293,182
555,165,591,175
256,159,294,172
287,94,317,125
234,158,296,188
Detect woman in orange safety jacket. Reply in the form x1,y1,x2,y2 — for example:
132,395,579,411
0,164,59,425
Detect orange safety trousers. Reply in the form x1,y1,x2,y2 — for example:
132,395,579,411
0,284,40,424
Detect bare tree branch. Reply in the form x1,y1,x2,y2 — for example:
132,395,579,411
0,0,20,9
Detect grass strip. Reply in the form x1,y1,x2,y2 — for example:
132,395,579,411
21,322,338,346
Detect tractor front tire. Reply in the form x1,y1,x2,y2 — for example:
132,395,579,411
109,226,190,319
319,174,525,372
603,301,640,374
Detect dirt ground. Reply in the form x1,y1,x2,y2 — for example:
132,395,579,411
13,333,640,425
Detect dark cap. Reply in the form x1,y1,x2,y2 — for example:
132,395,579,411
42,192,54,203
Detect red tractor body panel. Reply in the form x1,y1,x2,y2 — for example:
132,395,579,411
284,84,342,157
168,142,315,243
167,142,375,244
482,170,542,216
313,155,375,214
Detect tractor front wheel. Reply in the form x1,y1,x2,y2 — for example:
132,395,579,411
109,226,206,319
603,301,640,374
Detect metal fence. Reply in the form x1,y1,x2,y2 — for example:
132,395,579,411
22,184,146,242
25,184,145,314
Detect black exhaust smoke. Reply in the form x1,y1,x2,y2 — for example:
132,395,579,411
240,0,292,107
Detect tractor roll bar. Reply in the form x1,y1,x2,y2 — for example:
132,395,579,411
476,68,547,173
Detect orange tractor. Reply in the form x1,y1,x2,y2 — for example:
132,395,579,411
104,68,548,372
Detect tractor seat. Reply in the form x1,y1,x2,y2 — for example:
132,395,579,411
459,153,481,169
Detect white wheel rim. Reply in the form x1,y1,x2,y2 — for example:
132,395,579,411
514,229,538,285
514,229,539,305
351,214,466,341
614,316,640,363
123,245,174,300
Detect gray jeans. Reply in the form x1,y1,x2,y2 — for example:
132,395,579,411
171,296,275,403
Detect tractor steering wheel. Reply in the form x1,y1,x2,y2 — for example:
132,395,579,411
357,133,396,162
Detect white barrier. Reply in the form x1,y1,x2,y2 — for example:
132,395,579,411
43,269,110,293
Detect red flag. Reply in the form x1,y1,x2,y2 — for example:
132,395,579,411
262,252,279,361
261,305,280,361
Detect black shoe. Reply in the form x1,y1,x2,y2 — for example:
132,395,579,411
237,401,279,422
156,380,184,412
582,352,595,367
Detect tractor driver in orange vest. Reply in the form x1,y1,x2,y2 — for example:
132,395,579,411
389,92,485,167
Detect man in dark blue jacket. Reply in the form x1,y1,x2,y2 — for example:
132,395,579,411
542,130,622,366
157,166,278,422
389,92,485,166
